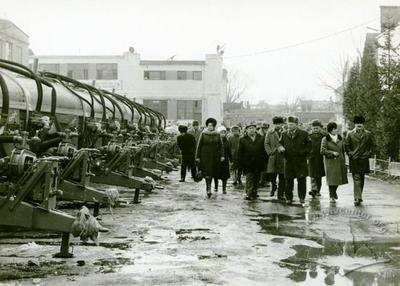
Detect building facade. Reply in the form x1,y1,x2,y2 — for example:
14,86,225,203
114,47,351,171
30,51,227,124
0,19,30,65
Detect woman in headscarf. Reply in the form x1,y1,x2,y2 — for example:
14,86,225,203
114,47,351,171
196,118,225,198
217,126,231,194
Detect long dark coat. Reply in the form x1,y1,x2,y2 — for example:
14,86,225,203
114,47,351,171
228,134,241,169
196,130,224,178
219,137,232,180
308,132,326,178
264,129,284,174
279,129,311,179
321,135,348,186
177,133,196,161
344,129,375,174
238,133,267,174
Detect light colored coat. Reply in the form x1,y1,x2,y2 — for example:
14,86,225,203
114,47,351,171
264,129,284,174
321,135,348,186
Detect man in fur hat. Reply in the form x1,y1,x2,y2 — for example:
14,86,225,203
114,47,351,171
177,125,197,182
238,122,267,200
278,116,311,205
265,116,285,200
308,119,326,198
344,115,375,206
188,120,201,144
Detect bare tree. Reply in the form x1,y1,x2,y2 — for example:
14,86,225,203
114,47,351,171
283,96,301,113
225,70,247,103
319,57,350,105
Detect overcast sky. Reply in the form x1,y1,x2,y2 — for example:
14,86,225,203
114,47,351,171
1,0,399,104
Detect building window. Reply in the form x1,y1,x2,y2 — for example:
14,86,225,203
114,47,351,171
143,99,168,116
144,71,166,80
177,71,187,80
177,100,194,119
67,63,89,80
165,70,177,80
39,64,60,74
96,63,118,80
14,46,22,64
193,71,202,80
4,42,12,60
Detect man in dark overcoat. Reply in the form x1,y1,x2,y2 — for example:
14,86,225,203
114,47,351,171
258,122,270,187
278,116,311,205
228,125,242,186
344,115,375,206
308,119,326,198
177,125,197,182
238,123,267,200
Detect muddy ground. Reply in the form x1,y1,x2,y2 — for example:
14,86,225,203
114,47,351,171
0,171,400,286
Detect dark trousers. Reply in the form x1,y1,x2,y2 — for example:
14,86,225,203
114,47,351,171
269,173,285,199
285,176,306,201
311,177,322,193
181,157,196,180
232,166,242,184
329,185,338,199
352,173,365,201
245,172,260,198
260,171,270,186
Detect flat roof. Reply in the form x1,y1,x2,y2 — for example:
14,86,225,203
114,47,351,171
140,60,205,66
34,55,124,59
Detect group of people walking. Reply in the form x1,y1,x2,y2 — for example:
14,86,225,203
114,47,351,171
176,115,374,206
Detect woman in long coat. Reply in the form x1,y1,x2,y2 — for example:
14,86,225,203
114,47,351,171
320,122,348,202
196,118,225,198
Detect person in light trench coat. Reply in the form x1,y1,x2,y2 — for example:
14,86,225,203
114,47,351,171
320,122,348,202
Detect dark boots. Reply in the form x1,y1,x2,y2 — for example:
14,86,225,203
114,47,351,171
205,177,212,198
222,180,227,194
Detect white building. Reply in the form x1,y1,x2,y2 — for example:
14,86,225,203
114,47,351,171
0,19,30,65
30,51,227,124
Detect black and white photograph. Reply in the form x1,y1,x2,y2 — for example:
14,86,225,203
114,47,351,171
0,0,399,285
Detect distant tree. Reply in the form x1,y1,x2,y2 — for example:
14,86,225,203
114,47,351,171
283,96,301,113
226,70,247,104
320,59,350,110
300,99,313,112
343,59,362,122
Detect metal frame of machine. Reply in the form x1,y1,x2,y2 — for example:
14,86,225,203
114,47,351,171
0,59,178,258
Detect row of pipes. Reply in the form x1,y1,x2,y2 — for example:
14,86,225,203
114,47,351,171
0,59,180,258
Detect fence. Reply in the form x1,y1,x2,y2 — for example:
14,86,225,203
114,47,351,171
369,156,400,177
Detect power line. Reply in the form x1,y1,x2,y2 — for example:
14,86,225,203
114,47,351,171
225,18,379,59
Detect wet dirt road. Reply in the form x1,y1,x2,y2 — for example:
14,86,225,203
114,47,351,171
0,171,400,286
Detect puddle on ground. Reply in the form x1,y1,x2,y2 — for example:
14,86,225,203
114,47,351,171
255,213,306,238
177,235,209,242
279,241,400,285
118,254,199,273
175,228,211,235
94,257,134,273
98,241,131,250
0,260,77,281
197,253,228,260
251,211,400,285
271,237,286,243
